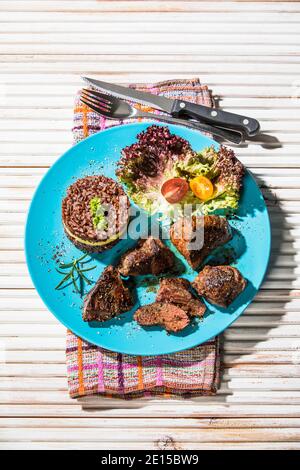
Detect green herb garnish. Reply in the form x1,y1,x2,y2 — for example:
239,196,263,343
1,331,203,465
90,197,108,231
55,253,96,296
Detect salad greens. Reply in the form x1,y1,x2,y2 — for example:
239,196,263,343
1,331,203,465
175,146,244,214
116,125,244,216
90,197,108,231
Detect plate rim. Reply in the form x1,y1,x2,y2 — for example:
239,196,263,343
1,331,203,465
25,121,271,355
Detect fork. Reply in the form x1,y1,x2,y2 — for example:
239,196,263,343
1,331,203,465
80,88,243,145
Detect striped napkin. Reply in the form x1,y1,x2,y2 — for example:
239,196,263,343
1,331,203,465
67,78,220,399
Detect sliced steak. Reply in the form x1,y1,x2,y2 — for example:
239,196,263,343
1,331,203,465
193,265,246,307
118,237,175,276
134,302,190,333
156,277,206,318
83,265,133,322
170,215,232,270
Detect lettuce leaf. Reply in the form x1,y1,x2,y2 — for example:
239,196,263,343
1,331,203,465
116,125,244,216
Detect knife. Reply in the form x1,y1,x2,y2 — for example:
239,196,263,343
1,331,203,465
82,77,260,137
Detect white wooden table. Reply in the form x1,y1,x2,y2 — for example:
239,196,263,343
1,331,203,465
1,0,300,450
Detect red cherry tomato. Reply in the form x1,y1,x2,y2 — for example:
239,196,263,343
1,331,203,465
161,178,189,204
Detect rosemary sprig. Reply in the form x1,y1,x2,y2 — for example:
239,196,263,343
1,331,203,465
55,253,96,296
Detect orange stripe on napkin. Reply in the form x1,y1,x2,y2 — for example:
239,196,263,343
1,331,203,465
82,103,89,138
137,356,144,390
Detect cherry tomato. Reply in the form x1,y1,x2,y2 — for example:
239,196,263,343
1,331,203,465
161,178,189,204
189,175,214,201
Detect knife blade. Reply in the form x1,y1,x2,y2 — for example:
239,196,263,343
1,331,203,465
82,77,173,113
82,77,260,137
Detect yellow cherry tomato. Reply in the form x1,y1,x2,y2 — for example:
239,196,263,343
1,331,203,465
189,176,214,201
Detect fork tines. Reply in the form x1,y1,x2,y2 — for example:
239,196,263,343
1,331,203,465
80,88,112,115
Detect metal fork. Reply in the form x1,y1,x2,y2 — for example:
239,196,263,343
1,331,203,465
80,88,243,145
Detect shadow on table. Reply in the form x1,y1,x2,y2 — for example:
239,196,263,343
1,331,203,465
218,173,291,399
212,96,282,150
77,160,295,410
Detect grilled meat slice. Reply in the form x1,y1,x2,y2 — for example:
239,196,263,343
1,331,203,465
83,265,133,322
134,302,190,333
170,215,232,270
118,237,175,276
193,265,246,307
156,277,206,318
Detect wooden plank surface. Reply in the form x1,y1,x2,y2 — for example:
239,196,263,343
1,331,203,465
1,0,300,450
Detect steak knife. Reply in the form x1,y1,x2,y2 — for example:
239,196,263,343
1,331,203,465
82,77,260,137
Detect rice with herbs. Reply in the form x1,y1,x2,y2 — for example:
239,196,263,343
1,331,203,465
62,175,130,253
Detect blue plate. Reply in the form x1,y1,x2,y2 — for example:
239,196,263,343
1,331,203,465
25,122,271,355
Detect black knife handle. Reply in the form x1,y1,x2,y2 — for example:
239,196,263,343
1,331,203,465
171,100,260,137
